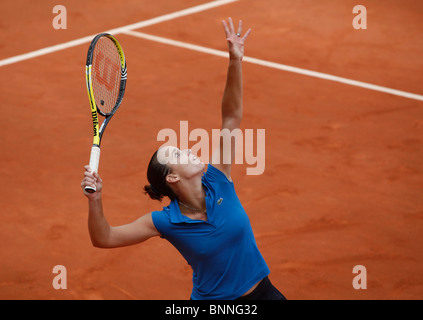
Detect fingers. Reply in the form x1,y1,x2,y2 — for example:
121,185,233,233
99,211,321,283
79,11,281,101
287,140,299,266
222,18,251,41
228,17,236,34
81,179,96,190
93,171,102,183
84,165,101,180
242,28,252,41
81,166,102,191
82,171,96,188
222,20,230,39
237,20,242,36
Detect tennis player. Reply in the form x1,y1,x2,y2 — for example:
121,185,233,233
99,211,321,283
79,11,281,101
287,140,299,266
81,18,285,300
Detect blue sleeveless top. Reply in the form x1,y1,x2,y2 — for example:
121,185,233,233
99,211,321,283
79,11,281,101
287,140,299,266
151,164,270,300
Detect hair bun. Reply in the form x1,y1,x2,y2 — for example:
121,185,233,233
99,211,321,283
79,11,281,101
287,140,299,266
143,184,163,201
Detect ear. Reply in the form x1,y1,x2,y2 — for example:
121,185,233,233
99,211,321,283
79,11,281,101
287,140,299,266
166,173,180,184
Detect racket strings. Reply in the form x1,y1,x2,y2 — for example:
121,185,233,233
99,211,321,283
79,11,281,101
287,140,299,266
92,37,122,115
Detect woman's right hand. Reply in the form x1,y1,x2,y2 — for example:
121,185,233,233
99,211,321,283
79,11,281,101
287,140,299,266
81,165,103,199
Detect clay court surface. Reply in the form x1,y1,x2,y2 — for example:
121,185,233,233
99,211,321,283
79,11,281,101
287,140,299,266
1,0,422,299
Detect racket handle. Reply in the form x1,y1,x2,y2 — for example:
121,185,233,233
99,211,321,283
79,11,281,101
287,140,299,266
85,146,100,193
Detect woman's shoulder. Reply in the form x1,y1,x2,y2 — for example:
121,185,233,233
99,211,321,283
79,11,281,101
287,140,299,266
151,203,172,225
151,203,177,238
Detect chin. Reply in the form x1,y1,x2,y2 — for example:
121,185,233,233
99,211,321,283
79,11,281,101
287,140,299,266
184,162,205,180
194,160,205,172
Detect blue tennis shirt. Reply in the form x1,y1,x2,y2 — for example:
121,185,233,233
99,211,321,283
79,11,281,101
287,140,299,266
151,164,270,300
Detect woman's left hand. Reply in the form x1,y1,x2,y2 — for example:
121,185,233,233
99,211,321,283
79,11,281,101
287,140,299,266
222,18,252,61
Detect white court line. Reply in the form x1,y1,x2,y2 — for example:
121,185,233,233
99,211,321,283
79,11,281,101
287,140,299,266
1,0,422,102
124,30,423,102
0,0,239,67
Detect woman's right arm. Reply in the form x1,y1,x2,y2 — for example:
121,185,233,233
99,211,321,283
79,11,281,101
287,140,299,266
81,166,160,248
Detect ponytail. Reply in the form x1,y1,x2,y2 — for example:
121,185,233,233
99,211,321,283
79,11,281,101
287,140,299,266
144,150,176,202
143,184,163,201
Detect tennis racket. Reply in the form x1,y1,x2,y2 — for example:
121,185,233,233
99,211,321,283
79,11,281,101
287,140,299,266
85,33,127,193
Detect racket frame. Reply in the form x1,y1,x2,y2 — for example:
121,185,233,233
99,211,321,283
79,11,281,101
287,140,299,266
85,33,127,193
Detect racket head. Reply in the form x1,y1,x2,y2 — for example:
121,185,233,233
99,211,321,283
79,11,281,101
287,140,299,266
84,33,127,184
86,33,127,118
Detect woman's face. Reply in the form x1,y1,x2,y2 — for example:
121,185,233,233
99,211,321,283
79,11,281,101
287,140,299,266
157,146,205,180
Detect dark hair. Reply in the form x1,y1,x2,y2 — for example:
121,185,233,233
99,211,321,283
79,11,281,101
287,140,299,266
143,150,177,202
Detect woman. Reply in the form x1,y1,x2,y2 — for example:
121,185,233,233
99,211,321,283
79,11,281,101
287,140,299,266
81,18,285,300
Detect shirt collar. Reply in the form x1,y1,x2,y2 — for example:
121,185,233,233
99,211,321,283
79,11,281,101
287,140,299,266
169,176,211,224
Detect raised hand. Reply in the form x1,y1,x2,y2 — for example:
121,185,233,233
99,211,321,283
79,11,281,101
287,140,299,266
222,18,252,61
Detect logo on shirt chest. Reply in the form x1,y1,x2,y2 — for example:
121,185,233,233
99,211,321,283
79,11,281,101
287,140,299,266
217,198,223,205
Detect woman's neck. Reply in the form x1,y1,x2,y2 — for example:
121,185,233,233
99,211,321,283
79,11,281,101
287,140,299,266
176,177,206,213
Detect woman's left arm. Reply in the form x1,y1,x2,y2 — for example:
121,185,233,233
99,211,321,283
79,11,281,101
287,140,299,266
211,18,251,180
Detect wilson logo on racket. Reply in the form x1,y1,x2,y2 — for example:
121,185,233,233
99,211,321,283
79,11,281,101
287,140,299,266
94,52,120,91
92,110,99,136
